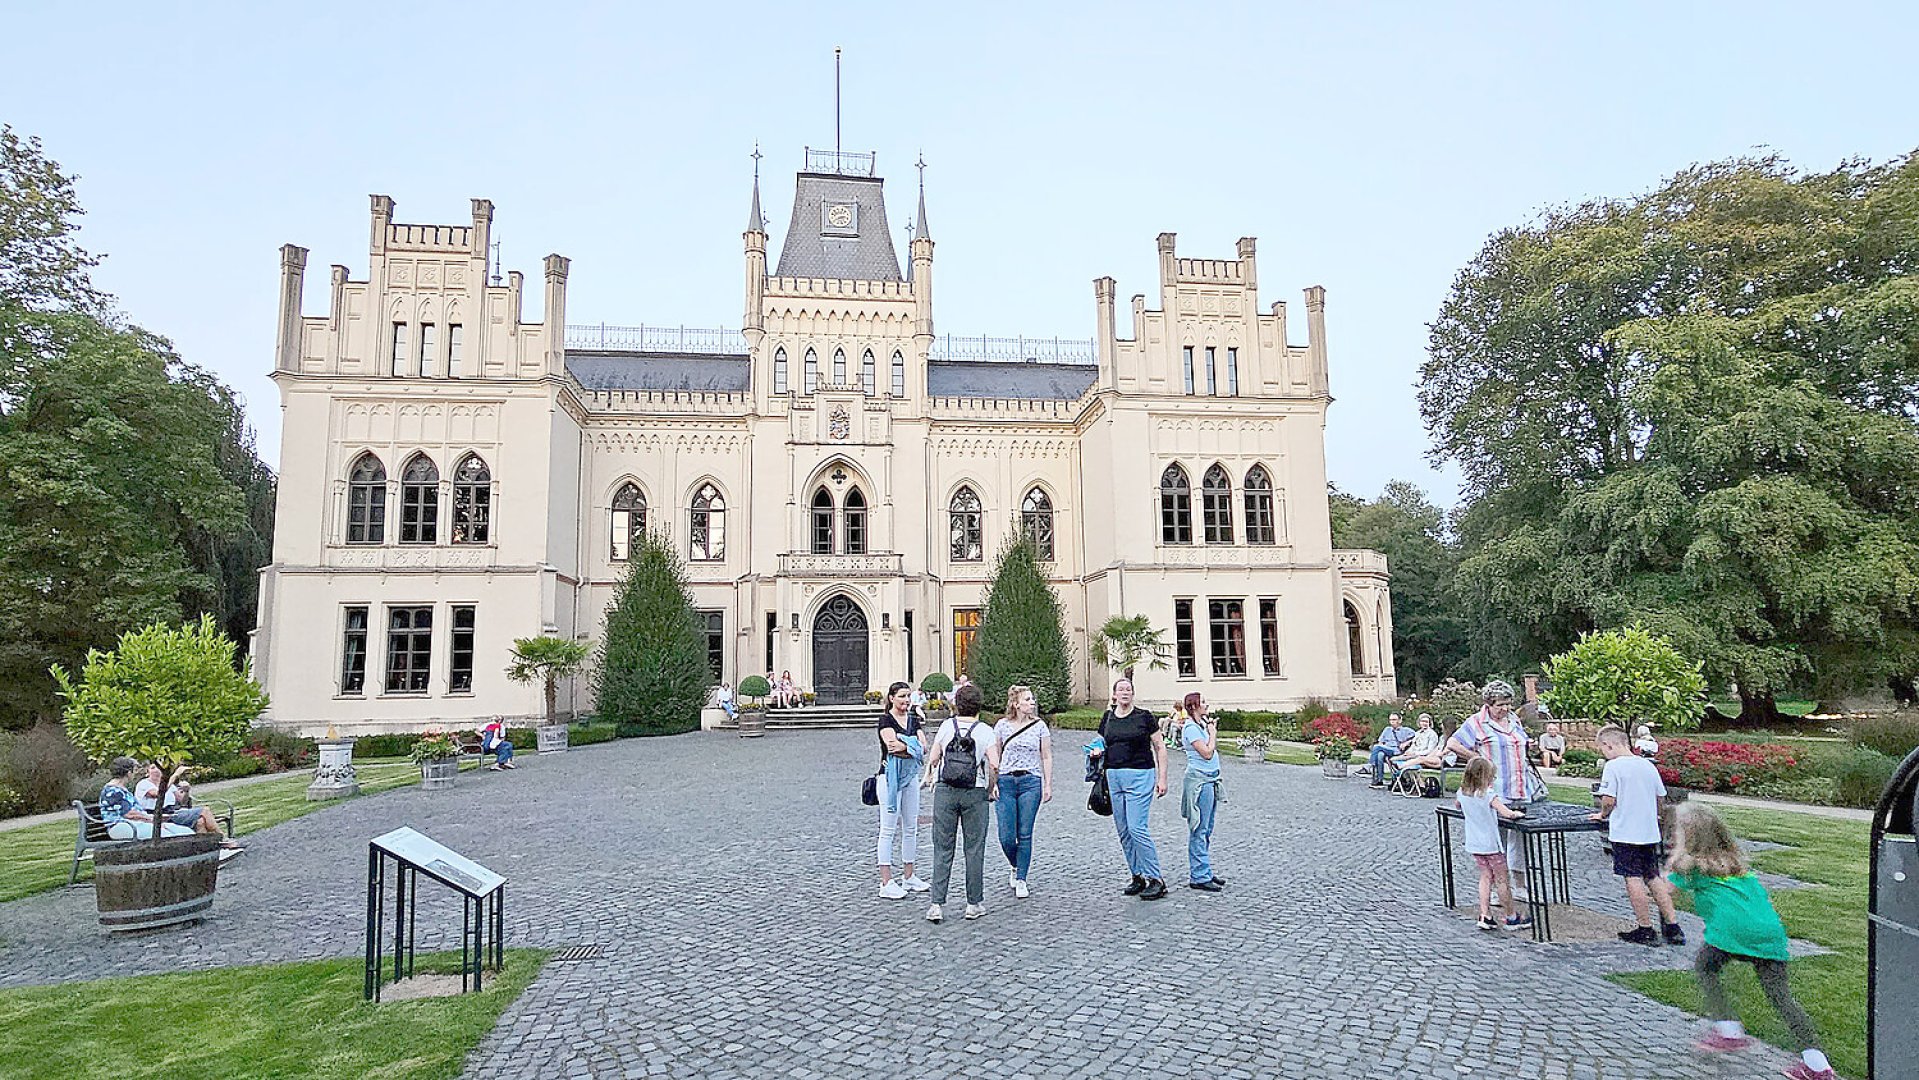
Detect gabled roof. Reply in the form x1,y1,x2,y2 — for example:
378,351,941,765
567,351,751,393
926,361,1098,401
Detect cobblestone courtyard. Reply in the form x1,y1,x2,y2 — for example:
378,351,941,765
0,730,1803,1079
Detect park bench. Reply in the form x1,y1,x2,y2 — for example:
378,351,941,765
69,798,236,884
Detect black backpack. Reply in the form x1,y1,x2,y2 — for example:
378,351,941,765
940,719,982,788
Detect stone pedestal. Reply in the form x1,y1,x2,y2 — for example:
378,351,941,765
306,738,360,800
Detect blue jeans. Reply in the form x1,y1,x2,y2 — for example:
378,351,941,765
1106,767,1162,881
1369,745,1395,784
1188,778,1218,885
489,740,513,765
996,772,1043,880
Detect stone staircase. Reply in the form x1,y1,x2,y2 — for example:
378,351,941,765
718,703,877,731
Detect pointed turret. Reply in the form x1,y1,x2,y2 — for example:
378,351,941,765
914,154,931,241
909,153,934,342
743,146,768,339
746,147,766,234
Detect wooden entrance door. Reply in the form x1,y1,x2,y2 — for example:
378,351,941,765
812,596,870,706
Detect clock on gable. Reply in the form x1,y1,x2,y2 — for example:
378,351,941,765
821,202,858,236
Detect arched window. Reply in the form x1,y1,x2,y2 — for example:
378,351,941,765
450,454,491,545
399,454,439,544
1159,464,1192,544
1020,487,1055,561
346,452,386,544
803,348,819,394
1243,465,1276,544
1201,463,1233,544
610,482,646,561
861,349,876,395
1344,600,1366,676
890,350,906,398
690,483,725,561
832,348,847,384
844,488,868,554
773,347,789,395
949,486,983,562
810,487,835,554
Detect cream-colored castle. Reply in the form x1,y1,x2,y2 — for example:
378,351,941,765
252,150,1395,734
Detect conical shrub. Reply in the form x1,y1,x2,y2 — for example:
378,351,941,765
593,532,709,736
970,538,1073,714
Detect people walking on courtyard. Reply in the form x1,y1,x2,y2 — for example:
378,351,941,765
875,681,928,899
1179,692,1226,892
1446,680,1539,887
1664,805,1833,1078
1590,725,1684,947
993,684,1052,898
1367,712,1415,787
922,682,1001,922
1091,676,1167,899
1457,757,1527,930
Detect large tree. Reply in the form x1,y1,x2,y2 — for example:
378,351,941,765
1423,150,1919,720
1329,480,1468,694
593,531,708,736
970,539,1074,714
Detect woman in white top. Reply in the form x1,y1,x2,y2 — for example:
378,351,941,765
993,684,1052,898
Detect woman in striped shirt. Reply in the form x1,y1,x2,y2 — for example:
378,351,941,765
1446,680,1540,888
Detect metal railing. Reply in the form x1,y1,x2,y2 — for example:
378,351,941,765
926,334,1097,365
804,148,876,176
565,324,747,354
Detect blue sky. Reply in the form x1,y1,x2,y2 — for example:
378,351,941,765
6,1,1915,509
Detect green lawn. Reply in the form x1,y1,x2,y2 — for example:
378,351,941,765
0,759,476,903
0,949,545,1079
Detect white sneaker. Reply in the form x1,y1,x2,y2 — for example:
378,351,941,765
1014,880,1030,900
902,874,931,893
924,903,943,923
879,878,908,900
1009,869,1020,890
963,903,985,920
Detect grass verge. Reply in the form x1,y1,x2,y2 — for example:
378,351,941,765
0,760,479,903
0,949,545,1079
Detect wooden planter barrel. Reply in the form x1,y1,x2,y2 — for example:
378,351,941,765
1321,758,1350,779
738,710,767,738
94,832,222,932
421,758,458,789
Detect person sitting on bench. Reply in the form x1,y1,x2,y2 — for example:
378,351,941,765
479,721,517,770
1367,713,1417,788
1535,722,1568,769
101,757,198,841
135,761,226,838
1394,714,1449,770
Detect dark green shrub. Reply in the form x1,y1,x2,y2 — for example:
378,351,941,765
970,540,1073,714
1047,711,1101,731
244,728,315,770
738,675,772,705
0,724,89,813
570,723,618,746
919,672,954,695
1835,747,1900,808
1737,775,1840,806
1557,748,1602,779
352,734,421,759
201,753,268,781
1349,701,1398,725
595,532,708,737
1849,714,1919,760
1296,698,1330,726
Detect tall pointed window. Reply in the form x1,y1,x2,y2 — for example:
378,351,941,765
832,348,847,384
1020,487,1055,561
1159,464,1192,544
450,453,491,544
773,347,789,394
447,324,464,377
803,348,819,394
689,483,725,561
1204,346,1217,396
419,323,437,378
610,482,646,561
399,454,439,545
890,350,906,397
1243,465,1276,544
844,489,868,554
810,488,835,554
391,323,409,377
949,486,983,562
1182,346,1196,395
1345,600,1366,675
861,349,876,395
1202,464,1233,544
346,452,387,544
1226,346,1239,396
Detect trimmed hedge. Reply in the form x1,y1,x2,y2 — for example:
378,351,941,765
1850,714,1919,760
1836,747,1899,808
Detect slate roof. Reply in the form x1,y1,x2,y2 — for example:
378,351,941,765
926,361,1099,401
567,351,751,393
773,172,903,282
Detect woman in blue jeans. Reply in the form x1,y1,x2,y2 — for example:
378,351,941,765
994,684,1053,899
1091,677,1167,900
1180,692,1226,891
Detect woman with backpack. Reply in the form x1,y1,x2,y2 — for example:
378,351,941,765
994,684,1053,899
920,682,1001,922
1090,676,1167,900
875,681,928,900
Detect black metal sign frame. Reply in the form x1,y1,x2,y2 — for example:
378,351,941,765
363,829,505,1002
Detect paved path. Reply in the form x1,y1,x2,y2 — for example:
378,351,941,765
0,731,1807,1079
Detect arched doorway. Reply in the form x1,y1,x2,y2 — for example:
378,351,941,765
812,595,870,705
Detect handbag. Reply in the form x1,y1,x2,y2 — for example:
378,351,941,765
861,770,881,806
1088,765,1113,816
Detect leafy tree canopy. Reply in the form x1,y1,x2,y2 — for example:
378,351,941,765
506,636,591,726
1329,481,1468,693
969,540,1074,714
1542,624,1707,731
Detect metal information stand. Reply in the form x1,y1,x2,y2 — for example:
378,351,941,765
364,827,505,1002
1869,748,1919,1078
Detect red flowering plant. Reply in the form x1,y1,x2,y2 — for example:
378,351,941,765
1654,739,1799,793
1307,712,1368,749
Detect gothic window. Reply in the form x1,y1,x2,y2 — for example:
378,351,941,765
391,323,408,377
949,486,983,562
689,483,725,561
1020,487,1054,561
399,454,439,545
447,324,464,377
450,454,491,545
773,347,788,394
1243,464,1276,544
810,488,835,554
1202,463,1233,544
804,348,819,394
346,452,387,544
1159,464,1192,544
844,489,868,554
861,349,876,395
833,348,847,383
1226,346,1239,396
1182,346,1195,395
890,350,906,397
1345,600,1366,676
610,482,646,561
419,323,437,378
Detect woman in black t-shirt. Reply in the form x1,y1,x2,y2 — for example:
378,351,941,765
874,681,928,900
1092,676,1168,899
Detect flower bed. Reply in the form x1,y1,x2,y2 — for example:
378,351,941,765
1654,738,1799,794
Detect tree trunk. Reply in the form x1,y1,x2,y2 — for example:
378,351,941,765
1736,687,1782,728
1122,665,1135,682
543,674,558,726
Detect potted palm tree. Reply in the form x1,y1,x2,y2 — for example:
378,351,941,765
506,635,592,753
736,675,772,738
1091,614,1171,682
55,616,267,932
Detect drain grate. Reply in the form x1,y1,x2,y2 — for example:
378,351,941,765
550,945,605,963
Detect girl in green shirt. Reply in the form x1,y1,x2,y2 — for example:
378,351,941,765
1667,805,1833,1080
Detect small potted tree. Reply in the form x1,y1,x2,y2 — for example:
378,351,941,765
506,635,592,753
1308,713,1367,780
736,675,772,738
1239,728,1272,763
55,616,268,932
920,672,954,719
411,730,461,788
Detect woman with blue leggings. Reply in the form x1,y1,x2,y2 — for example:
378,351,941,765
993,684,1053,899
1092,677,1166,900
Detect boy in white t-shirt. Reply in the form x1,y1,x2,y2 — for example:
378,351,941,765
1591,725,1684,946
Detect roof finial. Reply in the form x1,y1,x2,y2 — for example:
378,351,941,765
747,143,765,232
914,152,931,242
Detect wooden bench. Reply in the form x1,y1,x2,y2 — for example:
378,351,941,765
70,798,236,884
